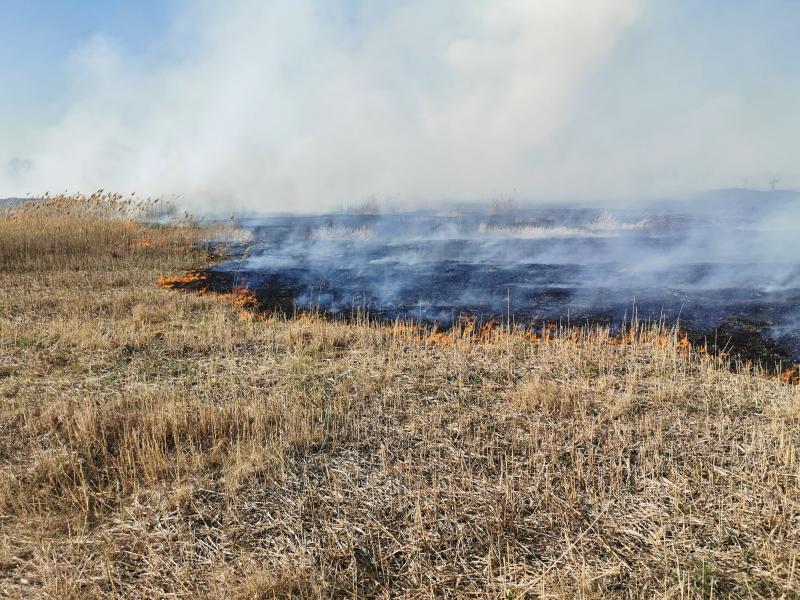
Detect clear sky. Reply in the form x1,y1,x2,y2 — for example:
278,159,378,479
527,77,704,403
1,1,172,125
2,1,800,209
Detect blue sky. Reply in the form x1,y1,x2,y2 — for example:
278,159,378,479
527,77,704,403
0,0,174,104
2,1,800,208
1,1,172,125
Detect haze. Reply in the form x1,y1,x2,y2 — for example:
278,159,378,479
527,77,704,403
2,0,799,211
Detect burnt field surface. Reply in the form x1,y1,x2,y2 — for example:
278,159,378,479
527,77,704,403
207,190,800,366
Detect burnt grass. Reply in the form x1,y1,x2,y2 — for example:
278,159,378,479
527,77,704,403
192,208,800,372
181,263,799,373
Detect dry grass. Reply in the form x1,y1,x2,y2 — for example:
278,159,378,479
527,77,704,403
0,196,799,598
0,192,249,272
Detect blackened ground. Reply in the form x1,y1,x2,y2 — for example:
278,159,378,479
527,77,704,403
196,204,800,369
182,264,798,370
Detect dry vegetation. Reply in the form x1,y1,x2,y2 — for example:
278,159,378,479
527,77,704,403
0,192,248,272
1,195,799,598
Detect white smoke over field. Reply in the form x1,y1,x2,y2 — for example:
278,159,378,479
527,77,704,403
5,0,642,210
3,0,799,211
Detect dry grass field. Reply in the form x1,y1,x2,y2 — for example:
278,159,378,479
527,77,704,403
0,195,799,598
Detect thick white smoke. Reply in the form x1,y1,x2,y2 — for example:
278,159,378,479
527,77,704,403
2,0,642,211
3,0,799,211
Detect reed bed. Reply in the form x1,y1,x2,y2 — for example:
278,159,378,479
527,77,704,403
0,192,248,272
0,197,798,598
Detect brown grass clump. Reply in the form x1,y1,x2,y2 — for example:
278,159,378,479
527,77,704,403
1,197,799,598
0,192,249,272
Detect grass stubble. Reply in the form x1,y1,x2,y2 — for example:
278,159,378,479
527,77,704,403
0,195,798,598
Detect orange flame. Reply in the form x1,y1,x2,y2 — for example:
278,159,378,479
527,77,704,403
156,271,208,290
225,288,258,308
425,331,453,346
779,367,799,385
677,332,692,354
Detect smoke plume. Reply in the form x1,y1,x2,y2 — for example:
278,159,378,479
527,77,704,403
4,0,800,212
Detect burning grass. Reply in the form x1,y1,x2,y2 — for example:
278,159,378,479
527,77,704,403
0,200,799,598
155,270,209,289
780,366,800,385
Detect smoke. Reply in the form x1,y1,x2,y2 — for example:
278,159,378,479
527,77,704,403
209,192,800,364
3,0,645,210
4,1,798,361
4,0,800,212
